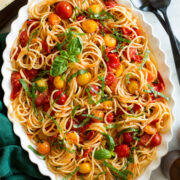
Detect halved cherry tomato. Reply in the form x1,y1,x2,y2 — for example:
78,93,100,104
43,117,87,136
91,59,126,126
11,72,22,100
53,90,67,105
23,69,38,80
153,72,165,92
115,144,130,158
42,40,51,54
107,53,120,69
77,15,85,21
55,1,73,19
89,84,99,96
13,46,21,60
139,133,151,146
104,0,118,8
106,112,114,123
83,147,93,157
35,91,49,107
26,19,39,31
133,104,141,112
123,132,133,144
19,30,29,47
124,48,142,63
150,133,162,147
105,73,116,86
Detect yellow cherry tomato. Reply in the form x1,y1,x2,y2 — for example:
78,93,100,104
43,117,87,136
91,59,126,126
89,4,103,14
82,20,98,33
102,101,113,109
77,72,92,86
48,13,61,25
36,78,48,88
104,34,117,48
144,125,157,135
127,80,139,94
66,132,78,144
116,64,125,77
37,140,50,155
79,162,91,174
53,76,65,89
92,110,104,122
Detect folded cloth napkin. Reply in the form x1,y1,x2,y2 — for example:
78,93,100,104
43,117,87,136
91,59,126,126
0,33,50,180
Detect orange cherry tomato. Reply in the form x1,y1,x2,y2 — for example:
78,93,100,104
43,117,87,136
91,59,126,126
37,140,51,155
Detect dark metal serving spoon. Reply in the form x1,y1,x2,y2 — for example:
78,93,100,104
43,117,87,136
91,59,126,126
130,0,180,83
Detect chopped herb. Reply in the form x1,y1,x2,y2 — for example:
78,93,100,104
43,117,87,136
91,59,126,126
105,123,121,129
72,105,81,118
102,45,109,62
19,79,32,97
32,82,38,115
67,69,89,83
86,88,95,104
125,73,131,84
73,117,90,128
117,128,139,136
61,73,66,80
95,172,106,180
139,50,150,70
28,145,46,159
62,167,80,180
27,29,39,51
96,76,106,105
101,133,115,151
81,114,103,121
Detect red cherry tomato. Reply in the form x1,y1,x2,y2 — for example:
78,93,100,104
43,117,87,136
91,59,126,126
124,48,142,63
53,90,67,105
89,84,99,96
26,19,39,31
83,147,93,157
115,144,130,158
123,132,133,144
133,104,141,112
139,133,151,146
105,73,116,86
35,91,49,107
19,30,29,48
150,133,162,147
122,27,132,35
106,112,114,123
42,40,51,54
55,1,73,19
115,108,124,117
105,0,118,8
48,76,54,92
153,72,165,92
76,15,85,21
107,53,120,69
151,119,159,126
13,46,21,60
10,72,22,100
23,69,38,80
98,22,110,34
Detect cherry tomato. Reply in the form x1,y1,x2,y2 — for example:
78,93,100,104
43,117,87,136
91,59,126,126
55,1,73,19
26,19,39,31
115,144,130,158
115,108,124,117
53,90,67,105
104,0,118,8
153,72,165,92
139,133,151,146
43,103,50,112
105,73,116,86
151,119,159,126
125,48,142,63
89,84,99,96
133,104,141,112
24,69,38,80
123,132,133,144
77,15,85,21
35,91,50,107
83,147,93,158
19,30,29,47
48,76,54,92
42,40,51,54
106,112,114,123
10,72,22,100
37,140,50,155
122,27,132,35
13,46,21,60
107,53,120,69
150,133,162,147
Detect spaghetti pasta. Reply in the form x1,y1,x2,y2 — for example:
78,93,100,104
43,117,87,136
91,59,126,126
9,0,172,179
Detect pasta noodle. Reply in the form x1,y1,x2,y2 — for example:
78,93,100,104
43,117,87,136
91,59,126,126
9,0,172,179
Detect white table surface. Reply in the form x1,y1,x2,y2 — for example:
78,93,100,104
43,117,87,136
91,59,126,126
0,0,180,179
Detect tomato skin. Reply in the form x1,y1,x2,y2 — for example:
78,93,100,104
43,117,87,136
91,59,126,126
26,19,39,31
124,48,142,63
122,27,132,35
106,112,114,123
83,147,93,157
139,133,151,146
53,90,67,105
11,72,22,100
19,30,29,47
55,1,73,19
107,53,120,69
105,0,118,8
153,72,165,92
115,108,124,117
76,15,85,21
23,69,38,80
89,84,99,96
13,46,21,60
115,144,130,158
35,91,50,107
42,40,51,54
86,131,95,140
151,119,159,126
133,104,141,112
123,132,133,144
150,133,162,147
105,73,116,86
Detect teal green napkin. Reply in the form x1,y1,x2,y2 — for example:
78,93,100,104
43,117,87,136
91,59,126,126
0,34,50,180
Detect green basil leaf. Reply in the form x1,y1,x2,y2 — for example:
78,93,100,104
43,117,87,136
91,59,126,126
50,56,68,76
28,145,46,160
72,105,81,118
81,114,103,121
94,149,114,160
73,117,90,128
101,133,115,151
102,45,109,62
56,41,67,50
139,50,150,70
19,79,32,97
67,37,83,56
68,55,79,63
125,73,131,84
127,151,134,164
117,128,139,136
62,167,80,180
86,88,95,104
105,124,121,129
67,69,88,83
